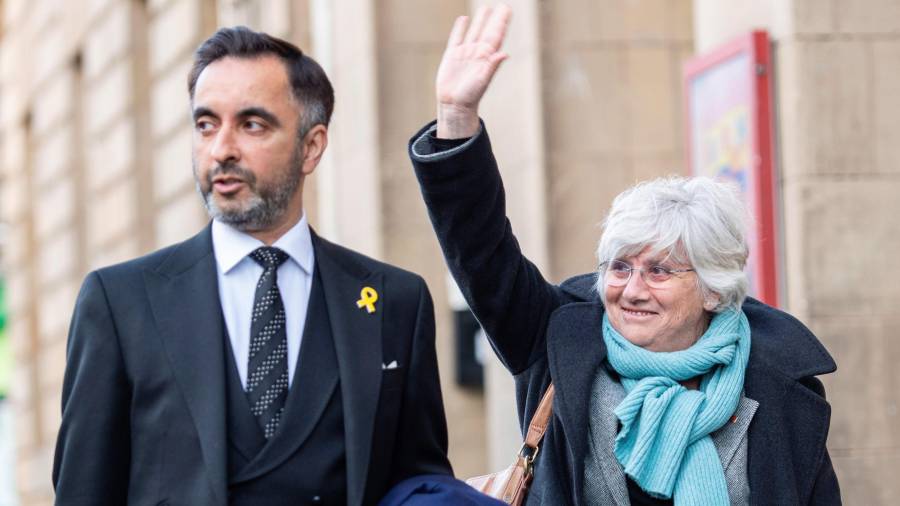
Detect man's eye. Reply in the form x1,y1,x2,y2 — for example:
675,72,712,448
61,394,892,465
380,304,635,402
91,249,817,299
244,120,266,131
195,120,215,133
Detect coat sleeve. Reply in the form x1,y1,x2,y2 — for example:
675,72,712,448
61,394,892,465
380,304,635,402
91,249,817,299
409,121,564,375
53,271,131,505
387,279,452,484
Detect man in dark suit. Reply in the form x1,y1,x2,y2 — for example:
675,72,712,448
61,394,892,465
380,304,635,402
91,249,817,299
53,27,451,506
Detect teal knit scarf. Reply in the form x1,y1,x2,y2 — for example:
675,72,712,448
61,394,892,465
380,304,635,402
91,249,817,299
601,307,751,506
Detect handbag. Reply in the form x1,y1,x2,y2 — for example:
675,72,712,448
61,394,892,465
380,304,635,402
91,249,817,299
466,384,555,505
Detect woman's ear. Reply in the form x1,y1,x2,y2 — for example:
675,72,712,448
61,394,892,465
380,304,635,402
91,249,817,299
703,294,720,311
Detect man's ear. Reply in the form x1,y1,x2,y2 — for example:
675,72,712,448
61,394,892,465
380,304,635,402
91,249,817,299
300,124,328,176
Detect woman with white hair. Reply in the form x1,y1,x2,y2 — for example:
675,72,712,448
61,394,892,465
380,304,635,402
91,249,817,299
408,5,840,505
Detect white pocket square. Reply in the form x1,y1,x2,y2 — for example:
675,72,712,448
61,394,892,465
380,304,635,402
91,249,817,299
382,360,399,370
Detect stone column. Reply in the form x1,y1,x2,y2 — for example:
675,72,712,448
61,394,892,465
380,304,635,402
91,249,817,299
309,0,382,258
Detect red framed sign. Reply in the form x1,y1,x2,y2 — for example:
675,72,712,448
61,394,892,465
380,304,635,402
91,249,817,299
683,31,780,307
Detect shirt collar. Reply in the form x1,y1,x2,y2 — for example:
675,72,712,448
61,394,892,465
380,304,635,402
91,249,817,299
212,215,314,275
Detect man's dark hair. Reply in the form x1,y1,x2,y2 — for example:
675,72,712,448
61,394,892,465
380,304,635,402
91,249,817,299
188,26,334,137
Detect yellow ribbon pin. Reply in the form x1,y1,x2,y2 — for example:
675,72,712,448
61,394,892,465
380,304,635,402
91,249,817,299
356,286,378,314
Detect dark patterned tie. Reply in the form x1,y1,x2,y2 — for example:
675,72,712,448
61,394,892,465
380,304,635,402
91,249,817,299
246,246,290,439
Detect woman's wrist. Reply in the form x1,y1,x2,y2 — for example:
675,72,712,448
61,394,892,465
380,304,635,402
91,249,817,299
436,103,479,139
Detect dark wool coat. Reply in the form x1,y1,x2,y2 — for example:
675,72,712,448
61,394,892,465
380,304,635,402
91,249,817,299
409,121,841,505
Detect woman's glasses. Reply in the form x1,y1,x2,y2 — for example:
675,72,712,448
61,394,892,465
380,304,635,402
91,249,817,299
600,259,695,289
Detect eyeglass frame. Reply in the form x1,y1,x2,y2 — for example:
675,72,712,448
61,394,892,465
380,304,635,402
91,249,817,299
599,259,696,289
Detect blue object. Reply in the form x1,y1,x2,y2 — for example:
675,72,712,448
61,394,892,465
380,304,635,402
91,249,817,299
379,475,507,506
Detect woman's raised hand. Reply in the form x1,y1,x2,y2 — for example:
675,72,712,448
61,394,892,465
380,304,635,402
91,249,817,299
436,4,512,139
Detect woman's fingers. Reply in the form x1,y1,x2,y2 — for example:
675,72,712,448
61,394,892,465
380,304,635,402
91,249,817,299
446,15,469,49
481,4,512,51
463,5,492,45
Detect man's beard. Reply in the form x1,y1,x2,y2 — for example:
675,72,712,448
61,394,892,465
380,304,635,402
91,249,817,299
193,145,303,231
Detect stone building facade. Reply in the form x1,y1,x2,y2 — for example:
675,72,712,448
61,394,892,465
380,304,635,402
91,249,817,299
0,0,897,504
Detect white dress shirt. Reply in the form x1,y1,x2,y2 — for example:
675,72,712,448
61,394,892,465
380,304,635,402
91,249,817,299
212,216,315,389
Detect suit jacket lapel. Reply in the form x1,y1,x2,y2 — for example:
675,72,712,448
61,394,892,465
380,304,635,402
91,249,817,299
143,225,228,504
313,233,383,506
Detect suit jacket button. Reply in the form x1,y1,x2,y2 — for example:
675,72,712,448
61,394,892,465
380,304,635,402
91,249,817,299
312,496,321,503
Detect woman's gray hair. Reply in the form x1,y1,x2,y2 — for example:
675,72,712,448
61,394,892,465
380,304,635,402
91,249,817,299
595,176,750,312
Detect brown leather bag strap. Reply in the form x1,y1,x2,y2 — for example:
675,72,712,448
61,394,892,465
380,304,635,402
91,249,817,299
523,384,555,448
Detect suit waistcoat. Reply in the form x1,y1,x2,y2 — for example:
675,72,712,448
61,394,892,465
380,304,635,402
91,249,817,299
224,267,348,506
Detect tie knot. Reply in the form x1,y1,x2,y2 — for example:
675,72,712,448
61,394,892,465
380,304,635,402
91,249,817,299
250,247,289,269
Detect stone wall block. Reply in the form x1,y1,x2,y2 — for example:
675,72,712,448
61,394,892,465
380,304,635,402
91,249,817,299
13,402,37,453
37,229,77,289
30,73,73,140
153,127,193,202
542,0,602,44
872,40,900,175
376,46,442,162
790,0,836,35
631,152,684,182
38,336,68,394
814,315,899,450
380,0,468,45
1,126,26,177
792,41,874,176
87,179,137,250
692,0,790,53
38,387,63,445
154,189,206,248
151,61,191,140
86,0,117,24
626,46,678,153
32,11,71,89
621,0,670,41
1,175,27,225
149,0,199,76
258,0,292,38
831,453,900,506
4,270,30,320
544,48,628,156
85,61,132,136
16,447,54,502
87,118,136,192
797,180,900,317
835,0,900,35
147,0,175,16
775,40,803,182
83,0,131,81
548,154,633,280
37,281,80,344
2,220,28,270
668,0,694,42
33,128,73,188
88,236,139,271
34,178,75,242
